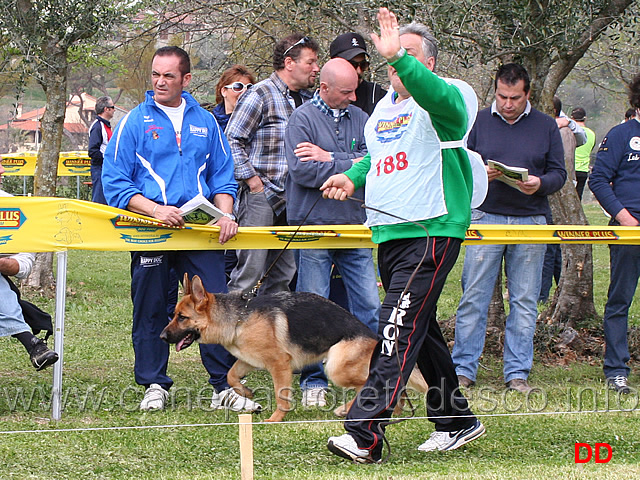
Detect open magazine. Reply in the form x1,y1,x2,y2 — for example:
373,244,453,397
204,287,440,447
487,159,529,191
179,193,225,225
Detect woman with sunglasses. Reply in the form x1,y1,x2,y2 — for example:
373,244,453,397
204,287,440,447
212,65,256,132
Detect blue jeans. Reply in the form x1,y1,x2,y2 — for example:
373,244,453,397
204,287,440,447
297,248,381,389
0,275,30,337
602,243,640,378
452,210,546,383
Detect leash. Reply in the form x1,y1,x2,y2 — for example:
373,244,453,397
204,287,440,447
241,195,323,303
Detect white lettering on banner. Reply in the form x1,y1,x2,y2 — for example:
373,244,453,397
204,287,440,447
381,292,411,356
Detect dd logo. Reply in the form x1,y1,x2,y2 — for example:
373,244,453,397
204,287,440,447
574,443,612,463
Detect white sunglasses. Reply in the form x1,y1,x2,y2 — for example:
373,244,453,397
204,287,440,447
224,82,253,92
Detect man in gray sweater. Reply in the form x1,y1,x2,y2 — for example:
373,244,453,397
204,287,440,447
284,58,381,408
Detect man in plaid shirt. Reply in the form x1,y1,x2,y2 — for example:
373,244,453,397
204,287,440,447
227,34,319,294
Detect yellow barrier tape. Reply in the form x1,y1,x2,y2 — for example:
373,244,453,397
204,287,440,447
1,151,90,176
1,197,639,253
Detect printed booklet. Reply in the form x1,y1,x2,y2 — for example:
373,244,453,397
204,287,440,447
487,159,529,190
179,193,225,225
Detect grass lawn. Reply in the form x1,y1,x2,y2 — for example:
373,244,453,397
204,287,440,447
0,203,638,479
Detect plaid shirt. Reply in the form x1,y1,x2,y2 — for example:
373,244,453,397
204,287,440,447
310,90,349,120
226,72,312,214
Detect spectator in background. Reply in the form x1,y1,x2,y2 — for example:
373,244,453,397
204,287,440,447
226,34,319,296
330,32,387,115
624,108,636,122
571,107,596,200
588,74,640,394
210,65,256,132
1,164,58,371
102,46,260,413
88,96,115,204
452,64,566,393
284,58,380,408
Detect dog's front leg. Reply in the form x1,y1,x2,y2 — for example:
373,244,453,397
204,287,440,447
265,359,294,422
227,360,256,399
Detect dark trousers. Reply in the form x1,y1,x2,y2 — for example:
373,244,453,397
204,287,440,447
576,171,589,200
603,243,640,378
90,164,107,205
345,237,475,456
130,250,236,391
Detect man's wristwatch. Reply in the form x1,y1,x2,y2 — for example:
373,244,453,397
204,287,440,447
222,213,236,221
387,47,406,64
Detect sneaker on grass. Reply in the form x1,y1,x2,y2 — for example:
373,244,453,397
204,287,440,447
210,387,262,412
607,375,631,394
302,387,327,407
417,419,485,452
140,384,169,411
327,433,381,464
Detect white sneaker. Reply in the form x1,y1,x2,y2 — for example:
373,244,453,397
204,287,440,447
139,384,169,411
210,387,262,412
327,433,381,464
418,420,485,452
302,387,327,407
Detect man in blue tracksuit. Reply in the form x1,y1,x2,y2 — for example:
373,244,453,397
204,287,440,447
589,73,640,395
102,46,261,413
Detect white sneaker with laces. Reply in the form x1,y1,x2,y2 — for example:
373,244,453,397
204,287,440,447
140,383,169,411
327,433,381,464
210,387,262,412
302,387,327,407
418,420,485,452
607,375,631,394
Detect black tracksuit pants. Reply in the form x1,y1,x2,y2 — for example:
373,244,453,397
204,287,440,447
345,236,477,457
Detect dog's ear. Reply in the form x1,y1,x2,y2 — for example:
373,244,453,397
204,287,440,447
183,273,191,295
191,275,206,304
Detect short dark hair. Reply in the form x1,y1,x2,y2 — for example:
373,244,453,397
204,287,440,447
552,96,562,117
625,108,637,120
629,73,640,110
273,34,319,71
215,65,256,105
571,107,586,122
495,63,530,94
95,96,113,115
153,46,191,76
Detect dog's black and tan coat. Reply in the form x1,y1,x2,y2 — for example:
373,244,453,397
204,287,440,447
161,274,426,422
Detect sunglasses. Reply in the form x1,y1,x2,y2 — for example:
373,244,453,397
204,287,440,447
224,82,253,92
283,36,310,58
349,59,370,70
105,106,115,110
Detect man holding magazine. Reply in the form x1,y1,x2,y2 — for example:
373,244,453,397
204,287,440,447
102,46,261,414
451,63,566,393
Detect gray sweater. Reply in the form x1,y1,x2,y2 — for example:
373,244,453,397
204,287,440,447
285,99,369,225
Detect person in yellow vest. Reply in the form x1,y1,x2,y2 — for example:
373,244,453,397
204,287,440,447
571,107,596,200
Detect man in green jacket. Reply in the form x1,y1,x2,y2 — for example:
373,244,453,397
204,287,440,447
323,7,486,463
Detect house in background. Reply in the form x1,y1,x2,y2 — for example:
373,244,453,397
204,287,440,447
0,93,127,153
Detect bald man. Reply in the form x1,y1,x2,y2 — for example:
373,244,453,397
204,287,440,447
284,58,381,407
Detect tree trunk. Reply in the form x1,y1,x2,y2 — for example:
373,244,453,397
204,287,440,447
485,266,507,356
27,43,68,289
539,172,598,327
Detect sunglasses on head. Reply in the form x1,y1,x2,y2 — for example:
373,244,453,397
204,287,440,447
283,36,310,58
224,82,253,92
349,59,370,70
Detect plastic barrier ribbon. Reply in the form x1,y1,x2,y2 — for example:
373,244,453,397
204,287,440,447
1,197,640,253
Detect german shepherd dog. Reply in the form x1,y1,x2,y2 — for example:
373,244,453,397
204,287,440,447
160,274,426,422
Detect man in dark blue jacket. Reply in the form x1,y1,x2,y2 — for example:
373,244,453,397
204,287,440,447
589,73,640,394
102,46,261,413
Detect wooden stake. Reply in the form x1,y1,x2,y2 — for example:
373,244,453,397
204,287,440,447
239,414,254,480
